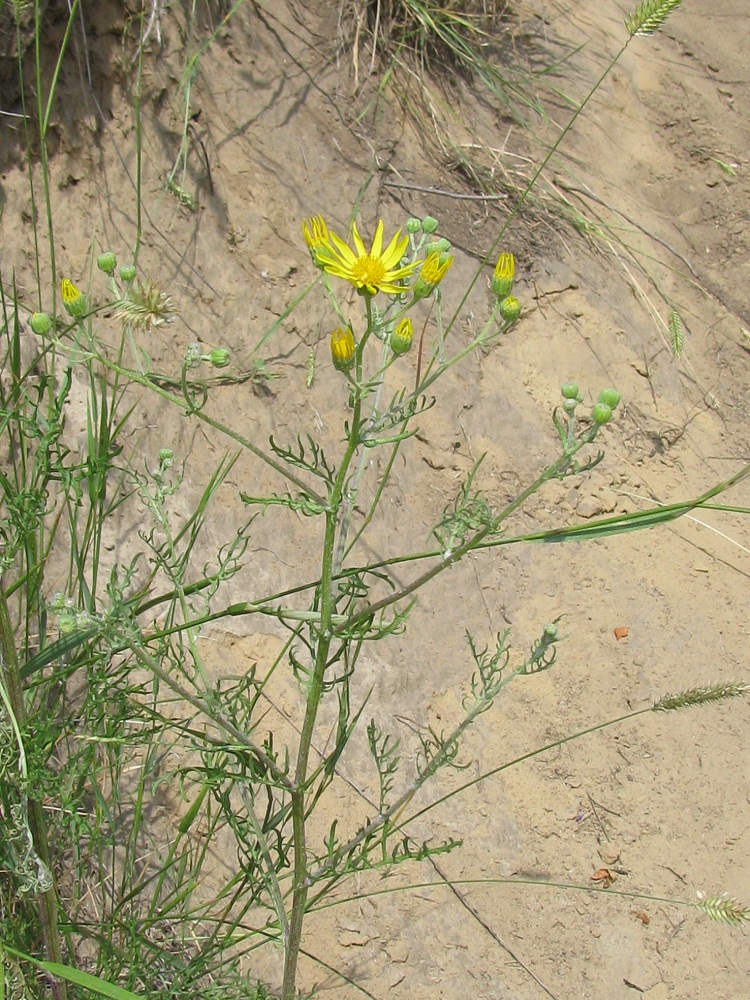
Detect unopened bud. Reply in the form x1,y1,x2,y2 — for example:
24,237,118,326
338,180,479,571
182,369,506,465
591,402,613,425
598,387,621,410
331,326,356,372
30,311,52,335
412,253,453,300
97,252,117,275
499,295,521,323
425,237,451,256
60,278,87,319
491,252,515,299
209,348,231,368
390,317,414,356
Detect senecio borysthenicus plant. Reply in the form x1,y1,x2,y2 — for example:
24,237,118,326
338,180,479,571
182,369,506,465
257,210,622,997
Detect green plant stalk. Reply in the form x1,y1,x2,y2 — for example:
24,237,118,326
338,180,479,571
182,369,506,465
280,318,372,1000
15,24,42,306
401,685,749,832
133,13,144,263
0,588,68,1000
311,874,729,921
34,0,80,314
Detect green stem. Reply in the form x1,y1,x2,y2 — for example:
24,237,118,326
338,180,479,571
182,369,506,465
133,23,144,264
280,305,371,1000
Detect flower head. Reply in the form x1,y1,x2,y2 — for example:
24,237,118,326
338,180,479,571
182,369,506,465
498,295,521,323
491,252,515,300
60,278,87,319
390,317,414,356
319,219,418,296
331,326,356,372
30,312,52,336
97,252,117,275
413,252,453,300
302,215,335,269
209,348,231,368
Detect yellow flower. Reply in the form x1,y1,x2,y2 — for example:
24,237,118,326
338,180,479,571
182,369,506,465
321,219,418,296
412,253,453,300
60,277,87,318
330,326,356,372
302,215,335,268
491,252,515,300
390,317,414,356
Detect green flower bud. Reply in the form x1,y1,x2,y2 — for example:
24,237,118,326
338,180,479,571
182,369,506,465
406,217,422,234
97,251,117,275
562,398,578,415
331,326,356,372
499,295,521,323
209,348,231,368
119,264,137,284
60,278,87,319
591,402,613,425
561,382,580,400
390,317,414,356
30,311,52,335
598,387,621,410
432,237,451,254
421,216,439,234
158,448,174,464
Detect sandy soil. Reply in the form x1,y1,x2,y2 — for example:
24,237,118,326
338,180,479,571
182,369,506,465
1,1,749,998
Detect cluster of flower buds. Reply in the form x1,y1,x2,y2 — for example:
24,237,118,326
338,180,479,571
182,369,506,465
561,382,621,425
